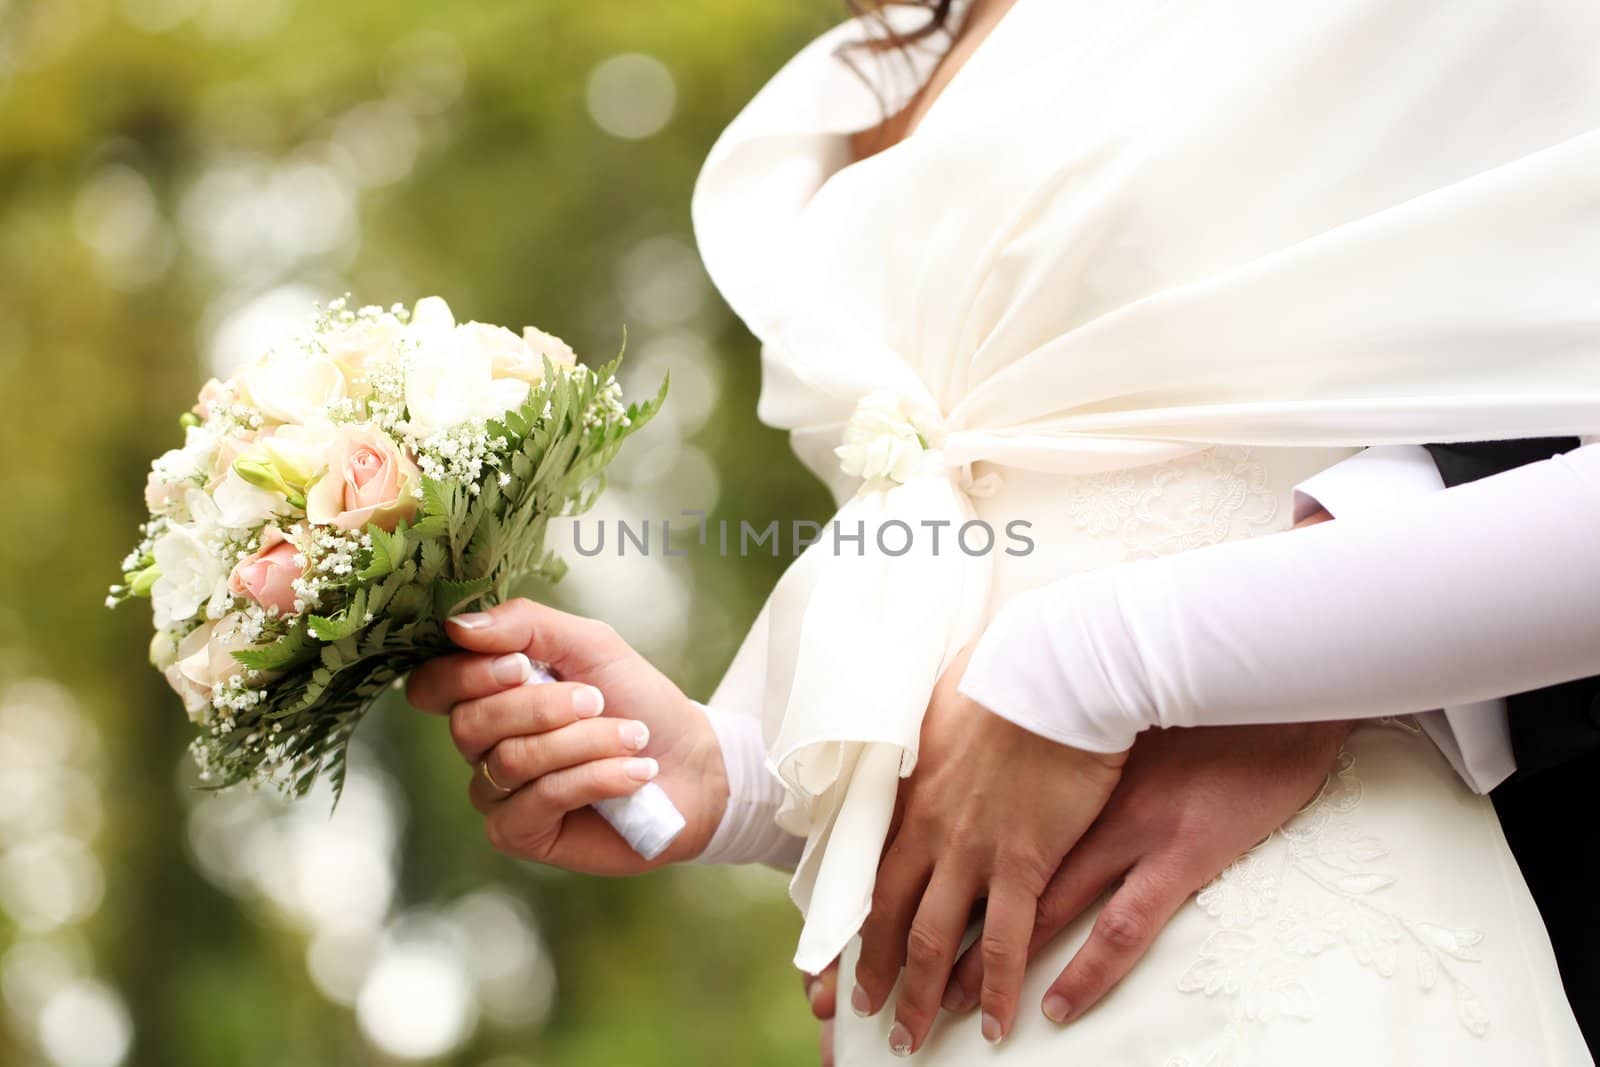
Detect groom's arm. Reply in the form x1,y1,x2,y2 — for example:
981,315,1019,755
1423,438,1600,782
1293,437,1597,784
958,440,1600,756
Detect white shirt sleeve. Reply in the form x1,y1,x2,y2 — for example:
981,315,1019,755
958,441,1600,789
692,703,805,868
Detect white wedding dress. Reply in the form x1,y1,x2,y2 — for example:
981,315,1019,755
690,2,1598,1063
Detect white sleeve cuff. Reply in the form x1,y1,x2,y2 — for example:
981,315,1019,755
693,703,804,868
1292,445,1445,522
959,568,1149,755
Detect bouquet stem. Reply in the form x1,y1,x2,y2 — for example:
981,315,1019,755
593,783,687,861
527,663,686,860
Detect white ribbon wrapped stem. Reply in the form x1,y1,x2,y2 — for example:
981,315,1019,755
526,663,688,861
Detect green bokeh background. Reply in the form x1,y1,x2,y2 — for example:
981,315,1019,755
0,1,848,1064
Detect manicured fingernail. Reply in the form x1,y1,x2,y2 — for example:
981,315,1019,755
450,612,491,630
941,984,969,1013
624,757,659,782
981,1012,1003,1044
491,653,532,686
807,981,826,1014
1043,993,1071,1023
573,685,605,717
622,721,649,750
850,984,872,1018
888,1021,913,1057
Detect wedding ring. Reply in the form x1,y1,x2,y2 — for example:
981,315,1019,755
479,758,512,795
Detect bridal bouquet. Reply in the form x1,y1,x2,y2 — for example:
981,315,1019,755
109,296,684,857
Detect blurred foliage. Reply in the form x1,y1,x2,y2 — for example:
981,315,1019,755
0,0,848,1064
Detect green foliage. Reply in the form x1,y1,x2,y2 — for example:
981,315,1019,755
230,625,319,673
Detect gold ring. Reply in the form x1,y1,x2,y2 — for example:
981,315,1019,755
479,758,512,795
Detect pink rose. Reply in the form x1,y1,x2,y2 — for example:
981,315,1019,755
305,425,420,532
163,613,260,722
521,325,577,370
228,527,305,616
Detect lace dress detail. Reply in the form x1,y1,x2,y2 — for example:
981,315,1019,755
1168,729,1490,1067
1064,447,1280,561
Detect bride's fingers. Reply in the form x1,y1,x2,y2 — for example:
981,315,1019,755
444,598,625,676
975,879,1038,1044
480,755,661,859
448,681,606,761
804,962,839,1021
407,650,536,714
479,718,651,794
1039,856,1192,1024
853,839,933,1017
944,832,1130,1014
891,871,977,1055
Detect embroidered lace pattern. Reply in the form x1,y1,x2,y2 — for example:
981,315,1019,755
1165,731,1489,1067
1063,447,1280,561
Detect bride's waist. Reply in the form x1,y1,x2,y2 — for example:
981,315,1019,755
970,445,1357,613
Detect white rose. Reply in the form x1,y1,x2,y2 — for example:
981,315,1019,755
408,295,457,342
180,488,225,541
834,393,931,484
462,322,578,386
323,319,403,397
404,331,530,438
149,424,218,485
147,426,224,514
171,424,219,475
239,351,346,425
162,613,259,723
150,521,229,629
459,321,546,386
212,467,289,529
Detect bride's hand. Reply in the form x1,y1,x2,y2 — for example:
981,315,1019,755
405,599,728,875
851,646,1128,1055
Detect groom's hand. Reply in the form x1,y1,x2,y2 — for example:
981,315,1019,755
937,505,1346,1028
942,719,1350,1026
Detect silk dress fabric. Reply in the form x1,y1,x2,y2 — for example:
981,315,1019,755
691,2,1598,1060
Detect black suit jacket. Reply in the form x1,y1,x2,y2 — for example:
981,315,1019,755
1423,439,1600,1053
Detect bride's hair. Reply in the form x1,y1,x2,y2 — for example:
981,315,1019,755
843,1,955,51
840,1,955,112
